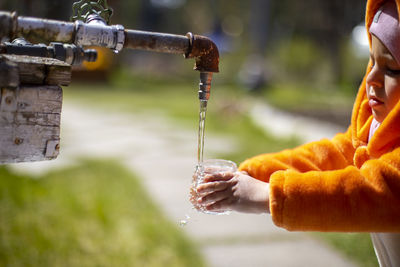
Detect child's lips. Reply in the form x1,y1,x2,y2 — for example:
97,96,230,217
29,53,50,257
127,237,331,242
369,97,383,108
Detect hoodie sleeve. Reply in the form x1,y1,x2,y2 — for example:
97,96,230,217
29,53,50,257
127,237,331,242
238,127,355,182
269,147,400,232
239,127,400,232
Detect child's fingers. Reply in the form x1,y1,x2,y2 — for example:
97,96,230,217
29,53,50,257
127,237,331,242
204,197,233,212
203,171,235,183
198,188,232,206
196,181,230,195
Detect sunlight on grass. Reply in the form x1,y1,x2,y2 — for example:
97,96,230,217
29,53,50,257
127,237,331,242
0,160,204,267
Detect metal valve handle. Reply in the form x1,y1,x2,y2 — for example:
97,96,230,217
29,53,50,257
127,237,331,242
71,0,113,24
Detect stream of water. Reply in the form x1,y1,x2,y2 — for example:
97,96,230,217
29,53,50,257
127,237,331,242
197,100,208,165
179,99,208,227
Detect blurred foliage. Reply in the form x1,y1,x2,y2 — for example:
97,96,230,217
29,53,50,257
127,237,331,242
0,160,204,267
315,233,379,267
340,40,370,91
0,0,368,91
263,82,355,127
268,37,333,84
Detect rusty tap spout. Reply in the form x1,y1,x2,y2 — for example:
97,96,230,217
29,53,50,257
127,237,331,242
123,30,220,73
184,33,219,101
198,72,212,101
185,32,219,73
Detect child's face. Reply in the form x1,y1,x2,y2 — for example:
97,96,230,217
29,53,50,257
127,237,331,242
366,35,400,123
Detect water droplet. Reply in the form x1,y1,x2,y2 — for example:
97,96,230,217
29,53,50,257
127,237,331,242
179,214,191,227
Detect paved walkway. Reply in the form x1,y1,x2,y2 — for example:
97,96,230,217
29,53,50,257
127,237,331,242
11,101,357,267
249,101,347,143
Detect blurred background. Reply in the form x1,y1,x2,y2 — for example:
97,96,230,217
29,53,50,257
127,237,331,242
0,1,378,267
1,0,368,93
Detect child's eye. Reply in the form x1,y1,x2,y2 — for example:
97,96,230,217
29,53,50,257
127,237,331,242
386,67,400,75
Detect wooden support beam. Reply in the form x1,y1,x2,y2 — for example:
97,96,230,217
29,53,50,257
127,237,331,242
0,54,71,86
0,85,62,163
0,54,68,164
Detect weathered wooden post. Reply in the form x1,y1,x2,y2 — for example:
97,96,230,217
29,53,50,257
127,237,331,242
0,54,71,163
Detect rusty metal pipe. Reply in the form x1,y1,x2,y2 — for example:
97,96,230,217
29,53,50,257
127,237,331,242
124,30,219,73
124,29,189,54
17,16,75,44
14,15,125,51
0,11,219,73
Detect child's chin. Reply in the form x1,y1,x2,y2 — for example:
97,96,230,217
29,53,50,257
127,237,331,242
372,111,385,123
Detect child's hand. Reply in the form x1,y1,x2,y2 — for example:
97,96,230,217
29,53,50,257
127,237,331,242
195,171,270,214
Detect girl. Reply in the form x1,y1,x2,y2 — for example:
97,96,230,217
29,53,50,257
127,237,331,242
194,0,400,266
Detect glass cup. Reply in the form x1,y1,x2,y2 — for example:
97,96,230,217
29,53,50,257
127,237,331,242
194,159,237,215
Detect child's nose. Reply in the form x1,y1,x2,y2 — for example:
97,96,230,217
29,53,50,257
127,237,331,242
366,64,384,88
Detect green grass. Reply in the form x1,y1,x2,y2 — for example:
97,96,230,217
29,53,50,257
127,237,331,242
0,160,204,267
315,233,379,267
264,82,355,112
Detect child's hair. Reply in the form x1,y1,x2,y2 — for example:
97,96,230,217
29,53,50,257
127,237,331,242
369,0,400,63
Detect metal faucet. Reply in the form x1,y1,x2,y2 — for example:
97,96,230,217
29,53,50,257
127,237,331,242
0,0,220,101
199,72,212,101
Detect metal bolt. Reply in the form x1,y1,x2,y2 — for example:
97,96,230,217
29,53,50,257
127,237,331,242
84,49,97,62
14,137,23,145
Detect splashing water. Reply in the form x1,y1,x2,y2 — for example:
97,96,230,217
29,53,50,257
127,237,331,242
179,214,191,227
179,99,209,226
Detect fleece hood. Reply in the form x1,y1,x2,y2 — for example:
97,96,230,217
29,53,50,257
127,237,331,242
352,0,400,158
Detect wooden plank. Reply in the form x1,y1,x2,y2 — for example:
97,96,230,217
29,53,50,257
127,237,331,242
0,124,60,163
0,86,63,113
0,55,19,88
0,85,62,163
0,54,71,86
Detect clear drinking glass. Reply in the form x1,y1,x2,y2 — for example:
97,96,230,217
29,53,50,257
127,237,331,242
194,159,237,215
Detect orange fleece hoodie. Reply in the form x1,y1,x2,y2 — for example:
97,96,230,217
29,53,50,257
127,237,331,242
239,0,400,232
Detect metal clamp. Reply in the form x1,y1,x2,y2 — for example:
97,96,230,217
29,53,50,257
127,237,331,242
185,32,194,57
74,20,125,51
113,24,125,52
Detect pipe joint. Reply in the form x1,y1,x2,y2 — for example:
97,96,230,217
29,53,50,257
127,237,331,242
74,20,124,51
185,33,219,73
